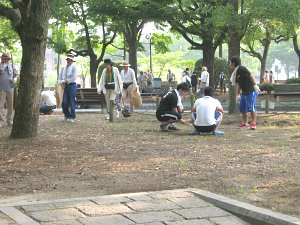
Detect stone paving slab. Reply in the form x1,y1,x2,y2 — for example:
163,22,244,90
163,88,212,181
0,188,299,225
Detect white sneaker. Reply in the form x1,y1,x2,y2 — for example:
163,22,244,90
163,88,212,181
105,114,110,120
67,119,75,123
116,111,120,118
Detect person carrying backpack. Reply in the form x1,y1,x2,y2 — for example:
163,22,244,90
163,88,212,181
181,71,191,90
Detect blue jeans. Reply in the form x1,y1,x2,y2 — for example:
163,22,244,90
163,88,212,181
62,83,77,119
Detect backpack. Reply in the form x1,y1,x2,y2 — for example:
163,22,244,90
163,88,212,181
185,76,192,89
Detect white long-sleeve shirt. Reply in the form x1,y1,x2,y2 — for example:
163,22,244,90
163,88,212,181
58,64,77,84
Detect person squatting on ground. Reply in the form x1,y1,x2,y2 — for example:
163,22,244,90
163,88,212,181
58,54,77,123
199,66,209,97
0,53,18,127
156,82,189,131
97,58,122,120
40,90,56,115
190,86,224,135
230,56,260,130
119,60,138,113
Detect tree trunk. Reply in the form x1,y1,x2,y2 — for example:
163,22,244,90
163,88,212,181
202,39,215,89
90,54,99,87
259,33,271,83
219,44,223,58
128,39,138,76
11,0,51,138
292,34,300,78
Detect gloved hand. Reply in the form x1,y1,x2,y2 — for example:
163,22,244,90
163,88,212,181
254,84,260,92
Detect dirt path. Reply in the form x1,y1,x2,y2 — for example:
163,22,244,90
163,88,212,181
0,112,299,217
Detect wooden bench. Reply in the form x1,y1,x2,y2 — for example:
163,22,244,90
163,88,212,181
273,84,300,97
75,88,106,109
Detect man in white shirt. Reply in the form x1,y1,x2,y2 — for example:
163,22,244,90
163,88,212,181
40,90,56,114
190,86,224,135
58,54,77,122
199,66,209,97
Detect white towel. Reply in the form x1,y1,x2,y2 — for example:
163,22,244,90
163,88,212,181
230,66,239,86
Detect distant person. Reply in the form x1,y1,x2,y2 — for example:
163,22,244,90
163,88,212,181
97,58,122,120
269,71,274,84
219,71,226,94
191,71,198,95
199,66,209,97
230,56,260,130
0,53,18,127
58,54,77,122
146,69,153,86
167,69,175,89
156,82,189,131
263,70,269,84
40,90,56,115
190,86,224,135
181,70,191,89
138,71,147,93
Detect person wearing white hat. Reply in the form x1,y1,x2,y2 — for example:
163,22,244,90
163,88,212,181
0,53,18,127
119,60,137,113
58,54,77,122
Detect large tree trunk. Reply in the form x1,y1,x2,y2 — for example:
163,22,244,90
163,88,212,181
227,0,241,114
292,34,300,78
128,38,138,76
202,39,215,89
259,33,271,83
11,0,51,138
90,54,99,87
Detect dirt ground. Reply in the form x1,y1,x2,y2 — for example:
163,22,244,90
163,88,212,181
0,111,299,218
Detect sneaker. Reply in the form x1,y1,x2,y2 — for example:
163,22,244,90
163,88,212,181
105,114,110,120
239,122,249,128
62,117,68,122
67,119,75,123
160,123,169,132
116,111,120,118
168,123,180,130
249,122,256,130
213,130,225,135
188,130,200,136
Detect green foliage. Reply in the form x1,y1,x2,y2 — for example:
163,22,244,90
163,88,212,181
0,18,19,51
152,33,172,54
285,78,300,84
259,83,275,94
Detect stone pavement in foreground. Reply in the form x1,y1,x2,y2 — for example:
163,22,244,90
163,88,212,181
0,189,250,225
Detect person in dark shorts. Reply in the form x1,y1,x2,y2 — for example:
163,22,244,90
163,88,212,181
156,82,189,131
190,86,224,135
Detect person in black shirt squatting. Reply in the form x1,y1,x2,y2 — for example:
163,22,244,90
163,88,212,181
230,56,260,130
156,82,190,131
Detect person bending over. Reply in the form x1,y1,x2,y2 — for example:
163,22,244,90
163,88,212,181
156,82,189,132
